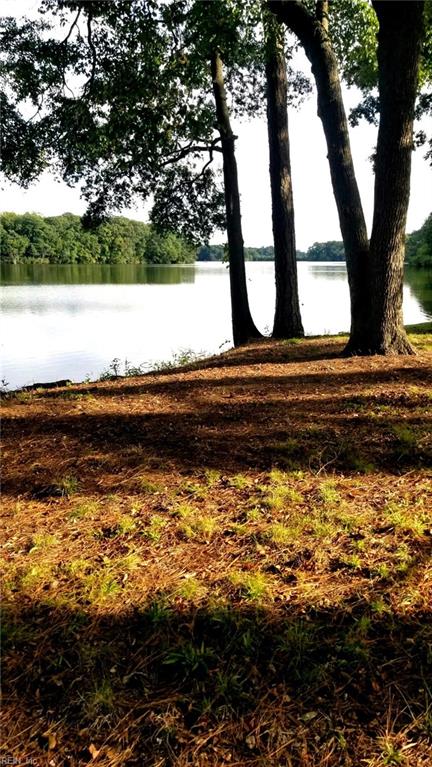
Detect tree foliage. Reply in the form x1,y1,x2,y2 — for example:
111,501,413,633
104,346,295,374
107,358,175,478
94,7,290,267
0,212,195,264
405,213,432,267
328,0,432,161
0,0,226,236
302,240,345,261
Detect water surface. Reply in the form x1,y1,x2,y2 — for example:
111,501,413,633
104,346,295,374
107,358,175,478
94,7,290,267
1,262,430,390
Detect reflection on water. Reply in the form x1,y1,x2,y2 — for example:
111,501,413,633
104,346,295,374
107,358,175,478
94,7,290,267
308,263,348,281
0,262,196,286
1,262,431,389
404,267,432,318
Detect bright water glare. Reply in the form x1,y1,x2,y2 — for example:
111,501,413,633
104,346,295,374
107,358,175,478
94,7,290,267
1,261,431,389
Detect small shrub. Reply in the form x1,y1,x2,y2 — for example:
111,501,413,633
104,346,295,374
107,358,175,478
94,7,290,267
29,533,59,552
163,641,215,676
175,575,206,600
276,621,316,668
85,679,115,717
83,571,121,602
67,558,93,577
311,519,335,539
99,357,122,380
317,481,341,505
117,514,137,535
180,515,217,542
172,502,194,519
144,515,168,542
153,348,208,372
384,501,426,536
69,501,98,521
145,598,171,626
180,480,208,499
266,523,294,545
370,598,391,614
230,570,271,601
376,563,390,579
227,474,251,490
53,475,79,496
392,424,417,451
21,564,53,589
230,522,251,538
139,477,163,494
265,484,303,511
246,507,262,522
204,469,221,486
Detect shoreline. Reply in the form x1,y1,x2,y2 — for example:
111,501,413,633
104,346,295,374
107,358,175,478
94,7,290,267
4,321,432,395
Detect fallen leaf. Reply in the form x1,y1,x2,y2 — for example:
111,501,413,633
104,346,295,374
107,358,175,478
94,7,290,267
301,711,318,723
48,733,57,750
42,731,57,750
89,744,100,759
245,734,256,749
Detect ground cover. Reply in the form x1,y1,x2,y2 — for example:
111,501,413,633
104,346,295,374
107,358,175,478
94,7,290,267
1,331,432,766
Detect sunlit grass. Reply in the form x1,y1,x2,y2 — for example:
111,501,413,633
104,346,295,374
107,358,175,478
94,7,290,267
2,333,432,765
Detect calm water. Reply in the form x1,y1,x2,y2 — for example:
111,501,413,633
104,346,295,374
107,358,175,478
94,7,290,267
1,262,431,390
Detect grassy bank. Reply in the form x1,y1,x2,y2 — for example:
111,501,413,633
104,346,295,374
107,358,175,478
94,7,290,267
1,331,432,766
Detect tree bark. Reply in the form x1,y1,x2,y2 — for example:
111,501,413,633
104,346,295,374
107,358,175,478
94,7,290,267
211,50,262,347
268,0,370,354
265,22,304,339
367,1,424,354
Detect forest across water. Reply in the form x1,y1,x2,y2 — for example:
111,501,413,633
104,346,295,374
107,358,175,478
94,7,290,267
1,211,431,266
1,260,431,391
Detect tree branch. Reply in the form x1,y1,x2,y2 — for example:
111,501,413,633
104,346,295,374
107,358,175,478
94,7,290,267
84,9,97,95
61,7,81,46
267,1,320,52
195,154,214,181
161,138,222,166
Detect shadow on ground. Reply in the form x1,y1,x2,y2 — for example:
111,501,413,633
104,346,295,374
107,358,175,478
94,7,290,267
2,355,431,496
2,586,432,766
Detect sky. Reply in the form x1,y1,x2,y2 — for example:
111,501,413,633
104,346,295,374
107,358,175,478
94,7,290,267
1,0,431,250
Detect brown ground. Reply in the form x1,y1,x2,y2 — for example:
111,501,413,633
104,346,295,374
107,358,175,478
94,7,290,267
1,334,432,766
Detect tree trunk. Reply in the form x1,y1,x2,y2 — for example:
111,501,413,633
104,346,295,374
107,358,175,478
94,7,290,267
211,50,262,347
268,1,370,354
367,1,424,354
265,22,304,339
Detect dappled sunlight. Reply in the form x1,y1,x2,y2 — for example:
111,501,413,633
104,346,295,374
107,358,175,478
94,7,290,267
1,335,432,764
1,338,431,497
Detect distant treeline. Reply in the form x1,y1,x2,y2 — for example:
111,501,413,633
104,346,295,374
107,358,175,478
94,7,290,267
198,217,432,266
197,241,346,262
1,211,430,266
0,212,195,264
197,244,277,261
405,214,432,267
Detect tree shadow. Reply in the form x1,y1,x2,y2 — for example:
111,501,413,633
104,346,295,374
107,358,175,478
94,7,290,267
2,339,431,764
2,575,431,765
25,337,346,399
2,361,431,497
40,360,430,401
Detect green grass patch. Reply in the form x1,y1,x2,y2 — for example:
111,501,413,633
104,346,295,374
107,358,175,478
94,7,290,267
229,570,272,601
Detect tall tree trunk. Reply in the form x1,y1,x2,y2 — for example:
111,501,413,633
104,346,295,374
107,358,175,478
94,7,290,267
265,21,304,339
268,0,370,354
211,50,262,347
367,1,424,354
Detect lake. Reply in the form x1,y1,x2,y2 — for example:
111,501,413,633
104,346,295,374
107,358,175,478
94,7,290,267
1,261,431,390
